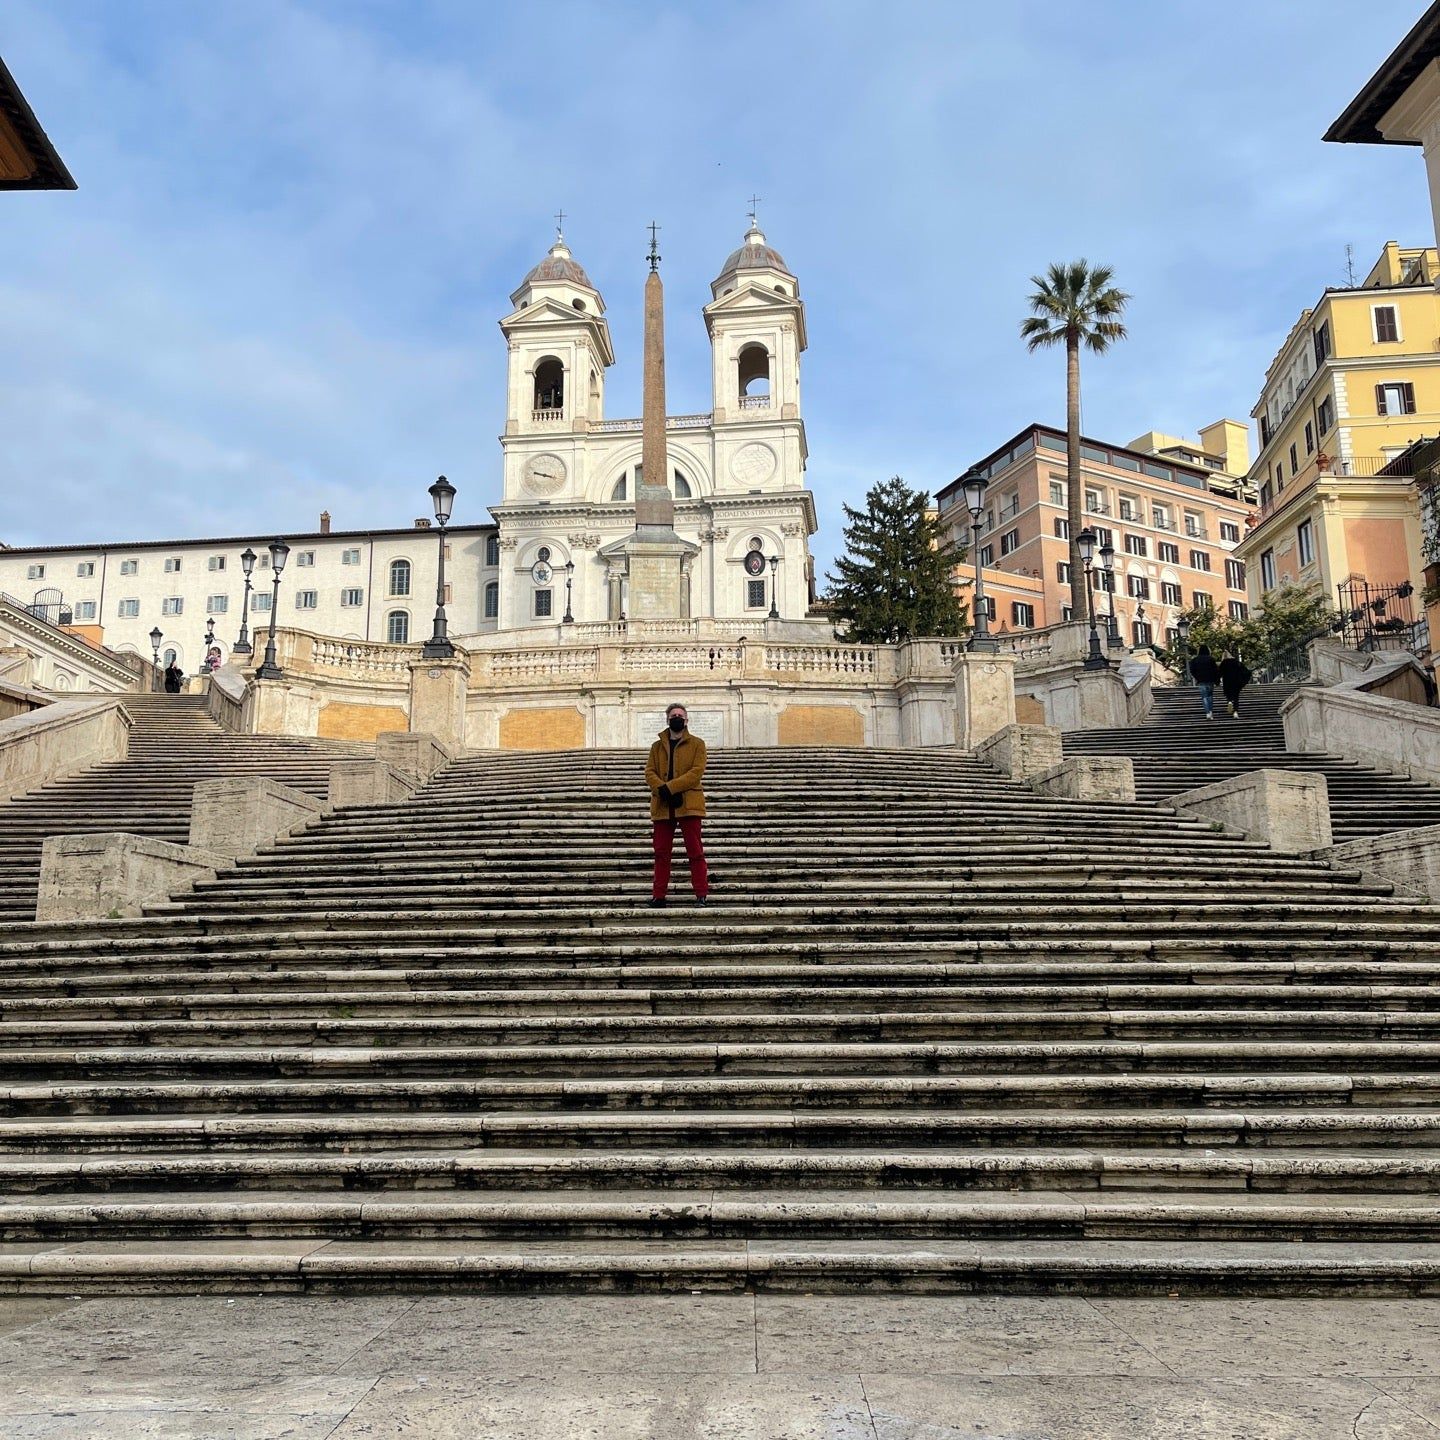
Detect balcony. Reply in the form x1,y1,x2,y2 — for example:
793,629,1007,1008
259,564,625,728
1184,524,1209,541
531,408,564,424
1251,454,1422,529
739,395,771,411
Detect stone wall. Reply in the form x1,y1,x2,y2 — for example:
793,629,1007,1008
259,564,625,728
1283,686,1440,787
0,697,132,802
776,703,865,747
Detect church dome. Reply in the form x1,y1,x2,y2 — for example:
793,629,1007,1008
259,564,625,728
520,236,594,291
714,222,792,285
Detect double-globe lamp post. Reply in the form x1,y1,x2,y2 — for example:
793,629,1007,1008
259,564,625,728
254,539,290,680
422,475,457,659
232,547,257,658
1076,527,1109,669
149,627,163,691
958,467,997,653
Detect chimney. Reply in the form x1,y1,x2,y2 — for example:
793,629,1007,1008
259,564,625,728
414,518,432,529
319,511,331,534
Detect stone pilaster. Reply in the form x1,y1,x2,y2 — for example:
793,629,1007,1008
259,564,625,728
408,655,471,751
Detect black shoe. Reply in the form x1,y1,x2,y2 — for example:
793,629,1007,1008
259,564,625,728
695,895,708,906
649,898,666,908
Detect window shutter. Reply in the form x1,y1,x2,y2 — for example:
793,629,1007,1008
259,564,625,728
1404,382,1417,415
1376,383,1387,416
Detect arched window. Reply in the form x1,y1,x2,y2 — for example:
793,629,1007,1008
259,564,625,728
484,581,499,619
388,559,411,597
163,648,178,667
610,467,693,501
738,344,770,404
485,534,500,566
386,610,410,644
534,357,564,413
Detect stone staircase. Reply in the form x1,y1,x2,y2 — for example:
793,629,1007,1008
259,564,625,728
1064,682,1440,842
1,742,1439,1295
0,693,368,923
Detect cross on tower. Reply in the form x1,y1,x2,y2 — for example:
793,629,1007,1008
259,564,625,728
647,221,661,272
554,208,566,240
748,194,762,227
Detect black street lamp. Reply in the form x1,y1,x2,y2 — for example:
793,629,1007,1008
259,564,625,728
1177,613,1192,684
149,626,163,692
203,615,216,669
562,559,575,625
960,467,997,652
233,547,256,657
1077,526,1109,669
422,475,457,659
767,552,780,620
1099,539,1120,647
255,539,290,680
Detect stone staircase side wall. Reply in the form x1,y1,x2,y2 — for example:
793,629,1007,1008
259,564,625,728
1283,686,1440,788
1016,663,1136,733
1171,769,1333,854
1315,822,1440,902
0,698,132,802
35,833,231,922
188,777,330,861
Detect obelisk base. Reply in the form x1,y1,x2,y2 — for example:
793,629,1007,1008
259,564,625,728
625,532,691,621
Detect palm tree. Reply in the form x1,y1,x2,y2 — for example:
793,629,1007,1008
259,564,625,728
1021,261,1129,621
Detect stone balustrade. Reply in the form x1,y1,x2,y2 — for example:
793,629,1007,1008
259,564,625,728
1283,685,1440,787
0,697,132,801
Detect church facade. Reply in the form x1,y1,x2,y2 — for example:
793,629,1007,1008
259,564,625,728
490,222,818,632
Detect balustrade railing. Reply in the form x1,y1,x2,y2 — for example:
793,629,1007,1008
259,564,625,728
739,395,771,410
764,643,878,676
531,409,564,424
308,636,413,676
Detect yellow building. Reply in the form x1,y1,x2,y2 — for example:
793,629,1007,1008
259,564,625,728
1236,243,1438,613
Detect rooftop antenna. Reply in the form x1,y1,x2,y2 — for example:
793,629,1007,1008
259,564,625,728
1345,243,1356,287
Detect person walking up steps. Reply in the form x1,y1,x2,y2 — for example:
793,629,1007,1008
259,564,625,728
1188,643,1219,720
1219,647,1252,718
646,702,709,907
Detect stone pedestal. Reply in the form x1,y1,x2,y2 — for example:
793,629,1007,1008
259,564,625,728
36,833,228,922
953,652,1016,750
973,723,1063,781
1035,756,1136,802
377,731,455,782
329,759,421,809
625,537,691,621
248,678,318,738
188,776,329,860
1172,768,1332,854
408,656,470,751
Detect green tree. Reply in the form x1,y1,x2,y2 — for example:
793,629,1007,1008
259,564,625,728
1161,584,1336,676
826,476,967,642
1020,261,1130,618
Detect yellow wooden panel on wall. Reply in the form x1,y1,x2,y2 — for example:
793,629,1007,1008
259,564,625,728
317,702,408,741
499,706,586,750
776,704,864,747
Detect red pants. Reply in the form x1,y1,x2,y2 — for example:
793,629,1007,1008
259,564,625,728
652,818,708,900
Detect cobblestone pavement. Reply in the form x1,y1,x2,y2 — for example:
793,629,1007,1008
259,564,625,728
1,1294,1438,1437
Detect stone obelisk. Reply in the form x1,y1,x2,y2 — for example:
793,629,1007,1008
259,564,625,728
623,223,691,619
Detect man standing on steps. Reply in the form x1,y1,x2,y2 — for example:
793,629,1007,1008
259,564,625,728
646,702,709,907
1189,643,1219,720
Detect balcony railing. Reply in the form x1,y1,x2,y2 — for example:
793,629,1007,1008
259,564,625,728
531,408,564,424
739,395,771,410
1184,524,1209,540
1252,455,1422,528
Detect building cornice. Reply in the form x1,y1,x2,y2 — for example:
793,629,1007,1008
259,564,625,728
0,522,498,559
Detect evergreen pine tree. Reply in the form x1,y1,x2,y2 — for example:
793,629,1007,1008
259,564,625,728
826,476,967,642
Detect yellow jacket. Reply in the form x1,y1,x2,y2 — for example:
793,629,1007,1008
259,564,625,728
645,728,708,820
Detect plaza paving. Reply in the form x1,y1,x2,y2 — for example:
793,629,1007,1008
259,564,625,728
1,1293,1439,1437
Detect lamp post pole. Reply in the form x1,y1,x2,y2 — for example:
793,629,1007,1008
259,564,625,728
254,539,290,680
1177,614,1192,685
202,616,215,670
233,547,256,657
149,627,162,692
958,467,998,653
562,560,575,625
767,553,780,620
1099,539,1119,647
422,475,457,659
1077,527,1108,669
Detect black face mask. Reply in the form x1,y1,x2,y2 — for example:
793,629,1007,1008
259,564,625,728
668,716,686,734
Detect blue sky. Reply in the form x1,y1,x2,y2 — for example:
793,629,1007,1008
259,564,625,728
0,0,1433,573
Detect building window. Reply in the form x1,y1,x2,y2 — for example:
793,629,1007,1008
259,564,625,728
116,558,137,576
1260,549,1276,591
1190,550,1211,572
484,581,499,619
342,548,361,566
388,558,412,596
295,550,315,568
1376,381,1416,415
1053,517,1069,539
1297,519,1315,567
26,564,44,580
73,600,97,620
746,579,767,609
1260,414,1273,446
1313,320,1331,364
1259,480,1273,507
486,534,501,566
1289,443,1299,475
1061,605,1074,622
978,544,994,567
1373,304,1400,343
1095,570,1115,593
252,592,272,613
999,528,1020,556
1118,497,1138,521
118,598,139,617
1084,488,1104,514
533,587,553,618
164,556,181,573
1152,504,1173,530
1192,590,1213,610
207,555,226,572
1132,619,1153,646
386,610,409,643
207,595,228,613
1158,541,1179,564
1219,521,1240,543
76,561,94,578
1274,464,1284,490
1126,575,1150,600
1011,601,1035,629
1225,558,1246,590
1093,526,1113,549
1124,534,1147,557
1160,581,1183,606
295,590,318,610
1229,600,1250,620
1317,396,1334,436
1049,480,1065,505
341,588,364,607
161,597,184,616
1057,562,1071,584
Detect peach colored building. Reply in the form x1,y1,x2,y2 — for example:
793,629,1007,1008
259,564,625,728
937,424,1254,646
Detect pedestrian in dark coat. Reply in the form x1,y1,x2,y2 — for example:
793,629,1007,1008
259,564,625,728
645,702,709,907
1188,644,1219,720
163,663,183,694
1219,649,1252,718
